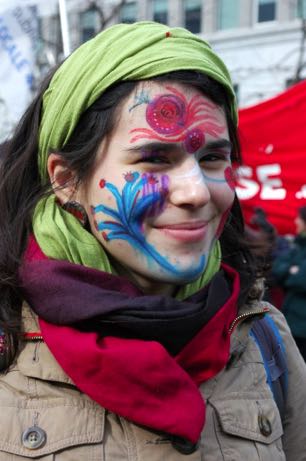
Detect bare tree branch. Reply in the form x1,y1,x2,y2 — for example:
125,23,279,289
87,0,128,29
293,18,306,83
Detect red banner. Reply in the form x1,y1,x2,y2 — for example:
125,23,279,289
237,80,306,235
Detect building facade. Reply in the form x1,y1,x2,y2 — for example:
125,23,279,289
37,0,306,108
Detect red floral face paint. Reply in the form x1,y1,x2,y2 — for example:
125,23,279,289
224,166,236,190
124,171,138,182
146,94,186,135
130,86,224,153
183,128,205,153
99,178,106,189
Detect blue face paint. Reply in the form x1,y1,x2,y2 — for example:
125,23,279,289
202,172,228,183
92,171,205,278
128,89,150,112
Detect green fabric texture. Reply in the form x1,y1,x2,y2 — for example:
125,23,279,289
33,195,112,272
38,21,237,180
33,21,233,298
33,195,221,298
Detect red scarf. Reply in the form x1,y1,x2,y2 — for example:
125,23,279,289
23,237,239,443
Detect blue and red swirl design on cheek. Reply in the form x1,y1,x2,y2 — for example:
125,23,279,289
91,172,205,276
129,86,224,153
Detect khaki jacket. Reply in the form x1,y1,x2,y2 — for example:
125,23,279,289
0,300,305,461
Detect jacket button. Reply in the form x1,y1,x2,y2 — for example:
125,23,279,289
22,426,47,449
171,436,199,454
258,414,272,436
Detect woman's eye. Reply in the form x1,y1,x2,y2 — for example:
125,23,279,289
199,152,230,165
140,153,169,164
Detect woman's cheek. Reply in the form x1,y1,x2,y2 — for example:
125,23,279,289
212,182,235,240
224,166,236,191
211,179,235,212
215,208,231,240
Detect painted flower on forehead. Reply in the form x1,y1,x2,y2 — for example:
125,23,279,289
146,94,186,135
130,85,225,151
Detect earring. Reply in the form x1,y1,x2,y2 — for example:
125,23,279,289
62,201,88,227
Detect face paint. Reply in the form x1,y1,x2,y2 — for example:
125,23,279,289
146,93,186,135
80,81,234,293
91,172,205,277
142,173,169,218
183,128,204,153
129,86,225,153
172,163,204,185
128,89,150,112
224,166,236,190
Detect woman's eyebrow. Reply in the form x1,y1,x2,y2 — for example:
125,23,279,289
124,141,180,154
124,139,232,155
204,139,232,151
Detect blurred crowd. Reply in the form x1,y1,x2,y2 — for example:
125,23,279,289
247,206,306,361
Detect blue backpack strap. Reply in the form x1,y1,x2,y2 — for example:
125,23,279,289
250,314,288,418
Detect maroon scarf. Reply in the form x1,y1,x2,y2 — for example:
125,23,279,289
20,236,239,444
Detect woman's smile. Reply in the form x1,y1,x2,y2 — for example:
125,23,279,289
153,220,209,243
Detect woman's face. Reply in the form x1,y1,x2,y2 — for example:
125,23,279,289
80,81,236,294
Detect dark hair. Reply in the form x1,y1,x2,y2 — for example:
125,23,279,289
0,68,256,368
298,206,306,223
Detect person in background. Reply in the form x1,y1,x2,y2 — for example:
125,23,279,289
0,21,305,460
246,207,291,308
272,206,306,361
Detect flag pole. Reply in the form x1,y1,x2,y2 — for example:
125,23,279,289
58,0,71,57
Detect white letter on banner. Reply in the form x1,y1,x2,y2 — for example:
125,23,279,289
235,166,260,200
257,164,286,200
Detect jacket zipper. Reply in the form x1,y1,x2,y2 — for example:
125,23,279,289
23,332,43,341
23,307,270,341
228,305,270,334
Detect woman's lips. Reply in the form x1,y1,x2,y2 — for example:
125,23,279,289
155,222,208,243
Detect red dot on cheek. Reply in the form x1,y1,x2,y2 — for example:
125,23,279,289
224,166,236,190
102,231,109,242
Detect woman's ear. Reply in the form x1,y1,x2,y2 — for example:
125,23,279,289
47,153,77,205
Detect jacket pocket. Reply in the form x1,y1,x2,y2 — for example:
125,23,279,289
210,397,286,461
0,399,105,460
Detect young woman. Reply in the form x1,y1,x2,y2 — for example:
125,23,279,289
0,21,305,460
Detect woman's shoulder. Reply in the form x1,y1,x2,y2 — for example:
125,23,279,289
0,303,105,459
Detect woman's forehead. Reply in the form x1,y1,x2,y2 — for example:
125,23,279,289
119,80,224,122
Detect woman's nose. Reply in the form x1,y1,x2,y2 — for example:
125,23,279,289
169,161,211,209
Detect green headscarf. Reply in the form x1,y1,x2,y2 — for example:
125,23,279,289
33,21,236,297
38,21,237,179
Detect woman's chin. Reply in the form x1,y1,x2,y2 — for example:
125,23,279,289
151,254,207,284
